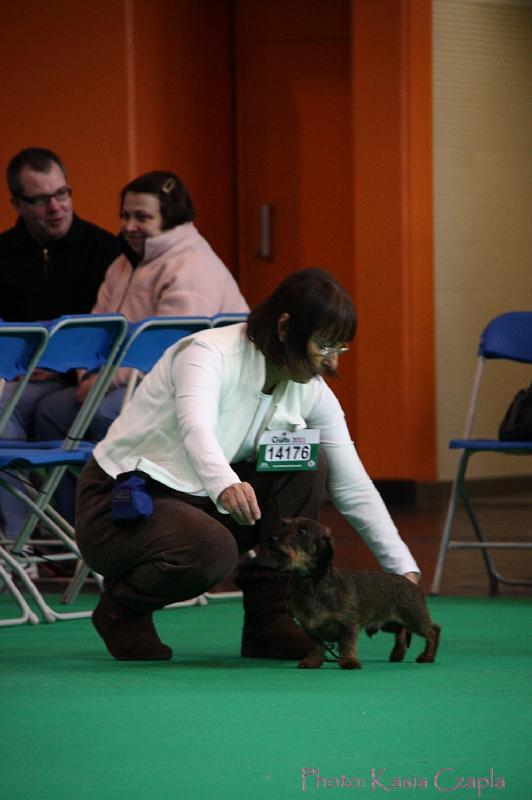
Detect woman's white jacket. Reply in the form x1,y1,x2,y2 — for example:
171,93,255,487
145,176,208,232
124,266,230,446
94,323,419,575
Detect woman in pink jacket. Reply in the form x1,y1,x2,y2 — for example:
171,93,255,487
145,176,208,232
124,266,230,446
34,171,249,520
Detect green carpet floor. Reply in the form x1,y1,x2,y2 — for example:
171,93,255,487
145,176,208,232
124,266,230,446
1,595,531,799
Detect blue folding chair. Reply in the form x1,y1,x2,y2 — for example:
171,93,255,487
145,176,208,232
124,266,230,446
120,315,250,603
63,315,212,606
118,315,212,406
0,322,50,437
430,312,532,595
211,312,248,328
64,314,254,608
0,322,50,624
0,314,128,625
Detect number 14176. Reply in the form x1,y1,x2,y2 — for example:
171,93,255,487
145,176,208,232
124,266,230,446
265,444,311,461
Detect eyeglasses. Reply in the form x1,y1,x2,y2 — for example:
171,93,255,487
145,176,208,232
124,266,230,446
16,186,72,208
313,338,350,357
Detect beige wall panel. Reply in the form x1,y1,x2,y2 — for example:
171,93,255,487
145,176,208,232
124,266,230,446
433,0,532,479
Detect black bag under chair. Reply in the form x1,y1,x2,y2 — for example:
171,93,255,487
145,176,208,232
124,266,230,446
431,312,532,596
498,382,532,442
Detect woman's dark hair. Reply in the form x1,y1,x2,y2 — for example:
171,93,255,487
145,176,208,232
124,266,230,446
247,268,356,370
120,171,195,230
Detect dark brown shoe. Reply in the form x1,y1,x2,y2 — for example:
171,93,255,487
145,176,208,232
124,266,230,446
241,617,311,660
237,568,311,660
92,593,172,661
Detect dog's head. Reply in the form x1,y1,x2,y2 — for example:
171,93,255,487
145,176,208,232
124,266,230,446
269,517,334,577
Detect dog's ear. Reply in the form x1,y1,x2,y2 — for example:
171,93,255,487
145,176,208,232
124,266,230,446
316,530,334,564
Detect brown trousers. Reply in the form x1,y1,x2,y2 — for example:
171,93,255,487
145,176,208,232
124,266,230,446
75,455,327,615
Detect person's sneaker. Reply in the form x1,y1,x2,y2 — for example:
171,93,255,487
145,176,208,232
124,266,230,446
16,545,39,581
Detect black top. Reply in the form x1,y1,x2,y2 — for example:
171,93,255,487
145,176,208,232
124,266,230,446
0,215,120,322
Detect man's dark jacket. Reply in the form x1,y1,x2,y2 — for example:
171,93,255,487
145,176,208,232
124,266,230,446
0,215,119,321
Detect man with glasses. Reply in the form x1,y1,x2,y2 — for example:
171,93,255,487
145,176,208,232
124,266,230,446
0,147,119,550
0,147,118,321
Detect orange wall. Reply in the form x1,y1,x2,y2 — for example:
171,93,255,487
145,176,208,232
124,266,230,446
0,0,129,235
351,0,436,480
0,0,436,480
131,1,234,263
0,0,234,265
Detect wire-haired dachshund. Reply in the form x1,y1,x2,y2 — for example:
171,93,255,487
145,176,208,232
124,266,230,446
269,517,441,670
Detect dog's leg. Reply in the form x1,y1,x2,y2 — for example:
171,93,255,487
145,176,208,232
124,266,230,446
389,627,409,662
338,627,362,670
298,639,325,669
415,623,441,663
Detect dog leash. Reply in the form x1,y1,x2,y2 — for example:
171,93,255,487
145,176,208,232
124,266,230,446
322,641,340,663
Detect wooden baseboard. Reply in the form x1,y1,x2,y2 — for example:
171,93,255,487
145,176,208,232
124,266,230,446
369,476,532,508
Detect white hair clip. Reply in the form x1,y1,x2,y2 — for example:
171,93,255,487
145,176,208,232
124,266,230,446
161,177,176,194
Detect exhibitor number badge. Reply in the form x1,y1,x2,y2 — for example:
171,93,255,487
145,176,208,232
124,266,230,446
256,429,320,472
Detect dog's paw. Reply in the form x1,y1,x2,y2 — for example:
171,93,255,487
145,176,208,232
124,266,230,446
298,657,323,669
416,653,435,663
389,647,407,662
339,657,362,670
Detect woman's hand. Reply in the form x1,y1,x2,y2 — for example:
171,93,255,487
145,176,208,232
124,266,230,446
402,571,420,584
218,482,261,526
75,372,99,405
29,368,58,382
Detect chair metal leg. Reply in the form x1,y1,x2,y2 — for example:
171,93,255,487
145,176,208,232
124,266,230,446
62,561,99,605
11,464,70,552
0,545,56,624
430,453,466,595
0,482,95,624
430,450,499,594
458,485,499,594
431,449,532,595
164,596,209,609
0,559,40,626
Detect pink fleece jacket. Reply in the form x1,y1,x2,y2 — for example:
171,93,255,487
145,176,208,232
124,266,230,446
92,221,249,386
93,222,248,319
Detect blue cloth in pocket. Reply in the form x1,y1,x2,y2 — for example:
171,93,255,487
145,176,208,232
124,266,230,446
111,472,153,524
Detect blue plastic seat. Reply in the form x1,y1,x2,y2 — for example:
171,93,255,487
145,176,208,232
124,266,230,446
430,312,532,595
0,322,49,436
62,315,212,607
117,315,212,406
0,322,50,624
63,314,248,607
211,312,248,328
0,314,128,625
